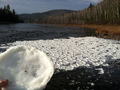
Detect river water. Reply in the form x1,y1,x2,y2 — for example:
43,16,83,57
0,23,96,44
0,23,96,34
0,23,120,90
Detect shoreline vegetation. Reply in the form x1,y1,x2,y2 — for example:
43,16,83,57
1,0,120,40
38,0,120,25
0,4,23,24
43,23,120,40
38,0,120,40
19,0,120,40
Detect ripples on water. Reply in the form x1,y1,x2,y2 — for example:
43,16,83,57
0,23,96,44
0,23,96,33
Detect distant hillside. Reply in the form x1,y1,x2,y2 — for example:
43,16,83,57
19,9,74,23
38,0,120,25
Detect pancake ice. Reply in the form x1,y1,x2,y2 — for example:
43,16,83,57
0,46,54,90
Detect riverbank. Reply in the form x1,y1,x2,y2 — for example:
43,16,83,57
50,24,120,40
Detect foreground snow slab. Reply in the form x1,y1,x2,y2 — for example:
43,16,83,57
0,46,54,90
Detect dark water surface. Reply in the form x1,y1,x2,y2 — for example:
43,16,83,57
45,66,120,90
0,23,96,44
0,23,96,35
0,23,95,32
0,23,120,90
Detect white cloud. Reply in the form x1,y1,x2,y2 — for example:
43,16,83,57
90,0,102,3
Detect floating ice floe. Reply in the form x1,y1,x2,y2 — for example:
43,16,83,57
1,37,120,71
95,68,104,74
4,37,120,71
0,46,54,90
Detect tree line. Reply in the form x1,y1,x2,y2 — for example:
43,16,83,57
36,0,120,25
0,4,23,23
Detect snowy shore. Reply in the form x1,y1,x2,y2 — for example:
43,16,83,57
1,36,120,72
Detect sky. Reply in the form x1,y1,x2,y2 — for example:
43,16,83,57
0,0,102,14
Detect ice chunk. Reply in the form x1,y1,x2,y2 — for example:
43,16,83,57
0,46,54,90
95,68,104,74
91,83,94,86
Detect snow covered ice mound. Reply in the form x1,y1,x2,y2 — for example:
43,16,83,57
0,46,54,90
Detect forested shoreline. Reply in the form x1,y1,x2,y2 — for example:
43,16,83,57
2,0,120,25
0,4,23,23
33,0,120,25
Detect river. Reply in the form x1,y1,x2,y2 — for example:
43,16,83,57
0,23,120,90
0,23,96,45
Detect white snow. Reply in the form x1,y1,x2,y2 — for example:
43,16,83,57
0,46,54,90
0,36,120,89
91,83,95,86
95,68,104,74
1,36,120,71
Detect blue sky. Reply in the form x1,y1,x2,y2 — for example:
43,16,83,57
0,0,102,14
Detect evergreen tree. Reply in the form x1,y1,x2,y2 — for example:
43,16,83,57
88,3,94,8
0,4,23,23
7,4,10,11
37,0,120,25
12,9,15,16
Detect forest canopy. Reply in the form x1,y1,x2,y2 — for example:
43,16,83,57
30,0,120,25
0,4,23,23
